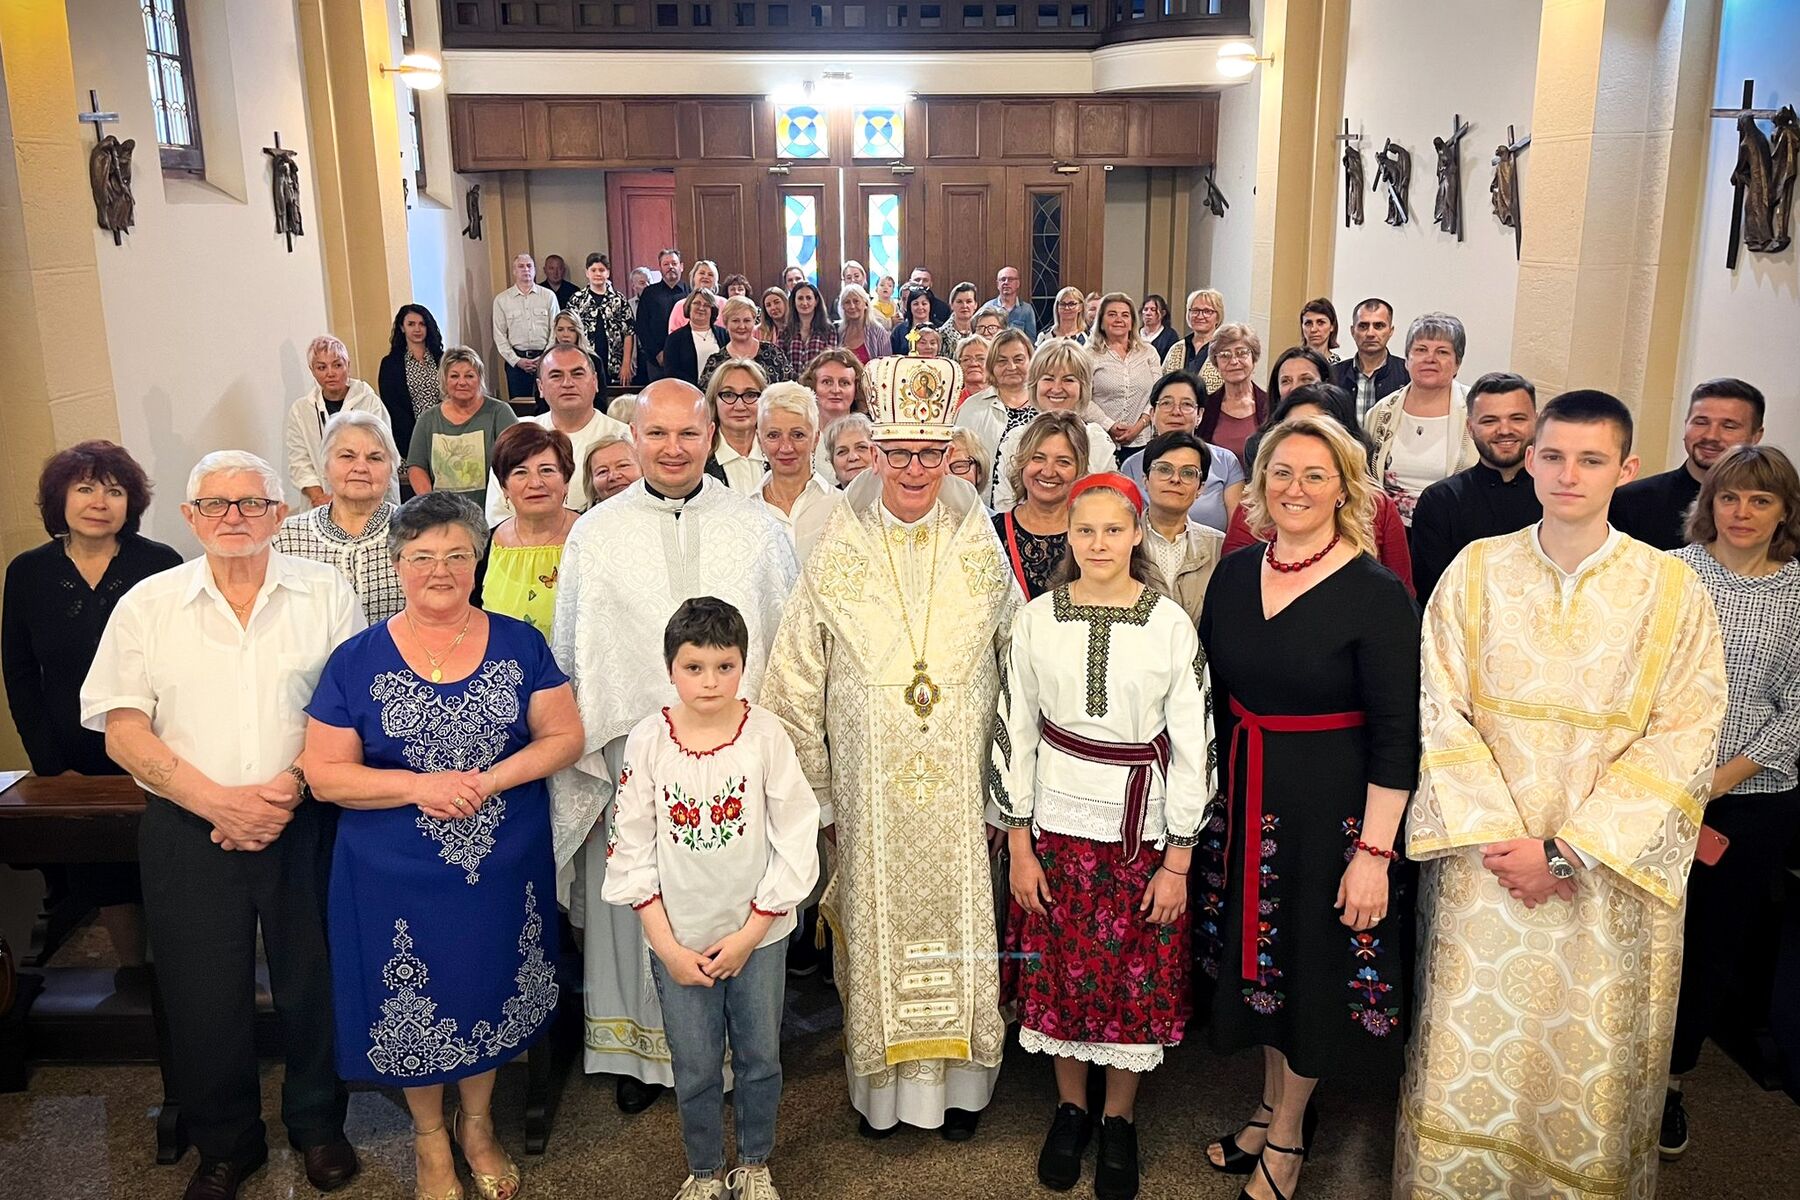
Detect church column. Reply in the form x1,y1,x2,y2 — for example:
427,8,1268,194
485,171,534,402
1509,0,1720,469
1243,0,1350,348
0,1,126,765
294,0,412,372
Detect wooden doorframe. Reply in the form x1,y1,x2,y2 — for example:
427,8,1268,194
765,167,843,292
604,170,677,277
1005,165,1105,324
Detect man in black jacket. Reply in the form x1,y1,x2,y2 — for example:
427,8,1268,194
1409,372,1542,599
1610,377,1765,550
633,248,690,381
1331,297,1410,422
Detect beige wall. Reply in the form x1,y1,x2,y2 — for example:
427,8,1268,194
67,0,333,547
1103,168,1151,301
526,170,609,281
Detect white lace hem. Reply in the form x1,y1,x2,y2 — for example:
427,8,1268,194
1034,785,1168,845
1018,1027,1164,1073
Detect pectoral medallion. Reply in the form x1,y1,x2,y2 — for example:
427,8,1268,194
905,660,941,720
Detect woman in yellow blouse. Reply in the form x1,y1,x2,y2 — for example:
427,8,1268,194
475,423,577,633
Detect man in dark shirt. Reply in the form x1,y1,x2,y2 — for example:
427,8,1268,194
539,254,579,307
633,247,691,381
1330,297,1411,422
1610,377,1765,550
1410,372,1542,599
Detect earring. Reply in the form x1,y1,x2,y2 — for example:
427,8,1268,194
1336,497,1345,509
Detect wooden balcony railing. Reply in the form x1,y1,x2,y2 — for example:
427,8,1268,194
440,0,1251,51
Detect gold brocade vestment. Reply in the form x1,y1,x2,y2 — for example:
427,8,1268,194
761,476,1018,1085
1396,529,1726,1200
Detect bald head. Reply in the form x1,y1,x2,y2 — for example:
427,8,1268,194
634,379,714,494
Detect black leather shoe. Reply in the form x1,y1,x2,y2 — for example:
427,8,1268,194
615,1075,666,1114
1094,1115,1140,1200
183,1145,268,1200
940,1107,981,1142
1659,1088,1689,1160
298,1139,360,1192
857,1115,899,1139
1036,1103,1093,1191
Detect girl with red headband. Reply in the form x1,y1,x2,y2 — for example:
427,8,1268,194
991,472,1216,1200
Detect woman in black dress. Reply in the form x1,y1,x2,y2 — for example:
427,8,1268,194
1196,415,1419,1200
376,303,444,495
994,412,1090,599
1,442,182,963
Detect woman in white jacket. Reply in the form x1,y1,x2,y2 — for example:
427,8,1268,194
284,334,396,507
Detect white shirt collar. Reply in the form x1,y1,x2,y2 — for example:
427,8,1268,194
178,551,306,607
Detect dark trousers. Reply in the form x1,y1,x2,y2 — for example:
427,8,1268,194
139,796,347,1164
505,348,545,412
1669,786,1800,1075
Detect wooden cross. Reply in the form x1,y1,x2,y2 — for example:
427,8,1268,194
78,91,125,244
1491,123,1531,259
1709,79,1782,269
1336,119,1365,228
1439,113,1473,241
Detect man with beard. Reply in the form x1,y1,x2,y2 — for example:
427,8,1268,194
1611,378,1766,550
633,249,691,382
1408,372,1541,599
548,379,798,1112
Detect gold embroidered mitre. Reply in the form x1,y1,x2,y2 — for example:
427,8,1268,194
865,355,963,442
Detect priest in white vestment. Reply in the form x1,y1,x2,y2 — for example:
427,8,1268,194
1394,392,1727,1200
762,356,1021,1138
549,378,798,1109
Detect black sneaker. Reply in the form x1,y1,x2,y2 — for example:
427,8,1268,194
1094,1115,1139,1200
1036,1103,1093,1191
1659,1088,1689,1160
787,909,822,977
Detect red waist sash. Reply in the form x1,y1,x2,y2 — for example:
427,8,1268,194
1039,717,1172,865
1225,697,1366,983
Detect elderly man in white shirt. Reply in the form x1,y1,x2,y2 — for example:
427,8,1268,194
81,450,366,1200
283,334,394,509
493,252,561,408
484,344,630,524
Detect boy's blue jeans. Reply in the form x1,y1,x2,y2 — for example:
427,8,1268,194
650,938,787,1177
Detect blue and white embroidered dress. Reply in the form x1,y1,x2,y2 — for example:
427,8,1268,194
308,615,566,1086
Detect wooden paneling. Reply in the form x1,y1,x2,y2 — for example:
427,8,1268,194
922,168,1007,295
995,102,1060,161
619,101,681,161
606,171,677,286
843,168,922,288
1005,166,1105,299
1072,101,1129,159
457,97,532,169
544,100,605,162
1136,98,1206,162
923,101,982,161
694,100,760,160
766,168,843,292
674,167,764,285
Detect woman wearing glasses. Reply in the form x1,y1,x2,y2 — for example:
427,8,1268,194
1119,371,1245,535
1135,431,1225,623
1201,324,1269,467
303,490,584,1200
473,424,578,634
1037,287,1089,345
703,359,771,494
1161,288,1227,396
275,412,406,623
947,429,993,504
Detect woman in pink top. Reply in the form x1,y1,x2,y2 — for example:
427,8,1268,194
1200,323,1268,466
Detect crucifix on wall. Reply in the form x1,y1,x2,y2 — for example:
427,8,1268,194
262,132,304,252
79,90,134,245
1337,120,1365,227
1709,80,1799,267
1433,114,1473,240
1490,124,1531,259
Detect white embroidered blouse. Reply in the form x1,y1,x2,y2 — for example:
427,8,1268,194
603,701,821,950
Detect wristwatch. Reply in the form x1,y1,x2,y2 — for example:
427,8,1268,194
1544,838,1576,880
286,764,307,795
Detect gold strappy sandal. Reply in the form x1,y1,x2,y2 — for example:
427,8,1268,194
413,1122,465,1200
454,1109,522,1200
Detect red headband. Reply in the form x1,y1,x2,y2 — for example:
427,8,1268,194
1068,472,1146,515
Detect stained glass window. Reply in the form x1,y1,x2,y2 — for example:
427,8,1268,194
776,105,827,159
867,193,902,288
785,194,820,284
1029,191,1063,331
143,0,203,173
853,107,905,159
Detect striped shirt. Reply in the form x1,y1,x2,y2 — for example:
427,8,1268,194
1675,544,1800,794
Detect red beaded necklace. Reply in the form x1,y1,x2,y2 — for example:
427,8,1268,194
1265,531,1340,573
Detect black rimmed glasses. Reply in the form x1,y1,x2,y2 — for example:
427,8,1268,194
190,497,276,518
882,447,948,470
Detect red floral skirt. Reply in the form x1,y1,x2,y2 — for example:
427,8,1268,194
1003,830,1192,1049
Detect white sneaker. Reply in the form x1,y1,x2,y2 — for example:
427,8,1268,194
674,1176,727,1200
725,1165,781,1200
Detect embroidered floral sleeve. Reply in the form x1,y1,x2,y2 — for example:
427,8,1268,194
750,711,823,918
598,721,662,910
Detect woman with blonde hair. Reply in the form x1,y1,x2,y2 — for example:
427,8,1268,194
702,356,771,493
992,341,1116,508
755,381,838,561
1087,292,1162,458
666,260,721,334
1197,414,1420,1200
702,294,793,389
953,329,1037,491
947,428,993,501
1162,288,1226,394
994,411,1090,599
1038,287,1088,345
835,284,890,363
956,334,993,404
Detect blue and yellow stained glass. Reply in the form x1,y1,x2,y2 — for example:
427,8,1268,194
854,106,905,159
785,194,820,285
867,193,901,286
776,105,827,160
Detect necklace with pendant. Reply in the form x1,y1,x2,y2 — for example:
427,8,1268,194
406,608,473,683
878,510,944,724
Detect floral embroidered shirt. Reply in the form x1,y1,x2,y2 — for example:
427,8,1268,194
603,700,820,950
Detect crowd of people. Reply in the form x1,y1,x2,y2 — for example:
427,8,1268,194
2,245,1794,1200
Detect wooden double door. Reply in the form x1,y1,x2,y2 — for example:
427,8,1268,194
656,163,1105,310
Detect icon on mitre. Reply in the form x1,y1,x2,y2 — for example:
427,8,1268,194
866,355,963,442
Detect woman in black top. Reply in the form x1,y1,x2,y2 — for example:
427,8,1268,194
376,303,445,489
994,412,1090,599
2,441,182,963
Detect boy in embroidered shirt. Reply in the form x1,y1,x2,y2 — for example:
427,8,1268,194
603,597,820,1200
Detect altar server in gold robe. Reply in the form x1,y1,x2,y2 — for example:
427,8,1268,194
761,356,1020,1140
1395,389,1727,1200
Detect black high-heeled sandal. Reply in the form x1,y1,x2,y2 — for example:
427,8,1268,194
1237,1140,1306,1200
1205,1101,1271,1175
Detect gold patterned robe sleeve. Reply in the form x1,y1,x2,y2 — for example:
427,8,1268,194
760,573,837,827
1556,575,1726,908
1406,549,1530,858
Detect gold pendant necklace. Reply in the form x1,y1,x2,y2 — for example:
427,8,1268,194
878,510,944,724
406,608,473,683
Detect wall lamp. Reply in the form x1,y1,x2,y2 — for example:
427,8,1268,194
381,53,444,90
1216,41,1273,79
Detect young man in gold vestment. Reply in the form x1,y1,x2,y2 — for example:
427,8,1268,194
1395,390,1727,1200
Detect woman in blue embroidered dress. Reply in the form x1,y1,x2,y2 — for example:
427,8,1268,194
304,492,584,1200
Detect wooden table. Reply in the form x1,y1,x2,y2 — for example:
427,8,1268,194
0,773,576,1156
